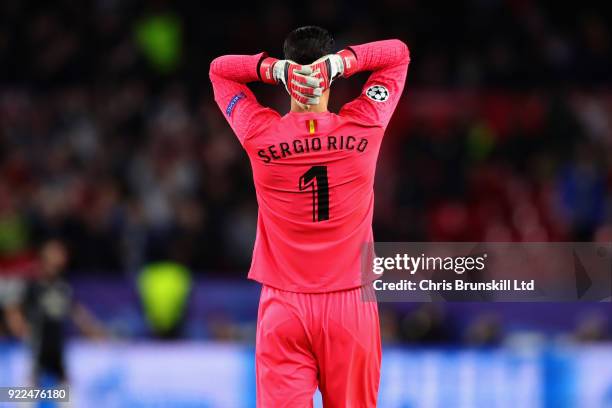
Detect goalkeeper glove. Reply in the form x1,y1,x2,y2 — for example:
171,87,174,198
259,57,323,106
308,49,358,90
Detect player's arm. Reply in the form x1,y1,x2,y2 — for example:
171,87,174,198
209,53,280,145
4,303,30,339
314,39,410,128
3,282,31,339
209,54,322,144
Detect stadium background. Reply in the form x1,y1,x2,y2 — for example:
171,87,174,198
0,0,611,407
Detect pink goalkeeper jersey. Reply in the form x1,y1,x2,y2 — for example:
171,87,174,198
210,39,410,293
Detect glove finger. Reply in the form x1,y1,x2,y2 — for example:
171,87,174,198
291,91,308,105
292,90,320,105
290,81,323,97
306,70,331,90
309,61,327,76
294,65,313,76
290,90,309,105
292,72,322,88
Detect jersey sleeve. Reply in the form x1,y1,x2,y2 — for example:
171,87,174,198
339,40,410,129
209,53,280,145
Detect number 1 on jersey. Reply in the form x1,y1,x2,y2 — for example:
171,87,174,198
299,166,329,222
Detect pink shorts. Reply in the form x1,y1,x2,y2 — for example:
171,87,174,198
255,284,381,407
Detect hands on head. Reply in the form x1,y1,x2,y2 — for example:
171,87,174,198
260,50,356,109
275,61,326,107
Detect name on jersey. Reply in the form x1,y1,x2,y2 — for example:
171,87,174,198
257,135,368,163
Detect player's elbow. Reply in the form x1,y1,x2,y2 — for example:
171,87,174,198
390,39,410,65
209,57,221,80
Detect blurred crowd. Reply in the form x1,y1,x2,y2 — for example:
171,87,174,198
0,0,611,275
0,0,610,345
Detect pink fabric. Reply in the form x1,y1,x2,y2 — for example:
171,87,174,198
256,285,381,407
209,53,280,144
210,53,263,82
340,39,410,128
210,40,410,293
350,39,410,72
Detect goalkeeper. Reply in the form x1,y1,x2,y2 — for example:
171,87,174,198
210,26,410,407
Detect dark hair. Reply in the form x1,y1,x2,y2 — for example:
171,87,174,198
283,26,334,65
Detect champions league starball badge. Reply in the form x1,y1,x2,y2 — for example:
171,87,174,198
366,85,389,102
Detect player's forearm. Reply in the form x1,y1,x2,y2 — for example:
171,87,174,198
209,53,267,84
343,39,410,76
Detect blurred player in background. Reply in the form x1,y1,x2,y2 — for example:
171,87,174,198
5,239,106,386
210,26,409,406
